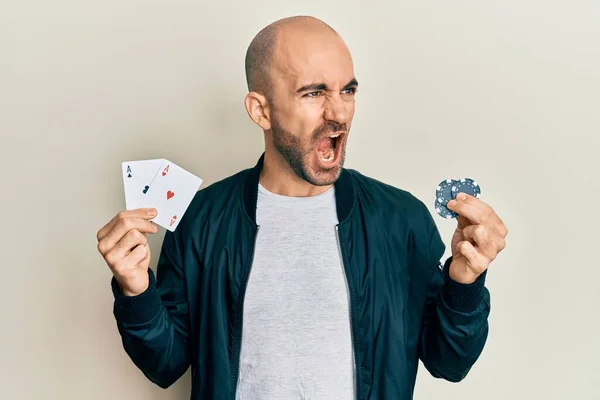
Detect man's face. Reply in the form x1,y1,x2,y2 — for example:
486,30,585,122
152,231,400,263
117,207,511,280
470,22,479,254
267,31,358,186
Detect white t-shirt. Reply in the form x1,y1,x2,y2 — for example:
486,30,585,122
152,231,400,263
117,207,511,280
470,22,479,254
235,183,355,400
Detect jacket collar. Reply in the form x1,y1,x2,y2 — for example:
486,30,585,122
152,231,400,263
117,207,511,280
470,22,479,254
242,152,356,225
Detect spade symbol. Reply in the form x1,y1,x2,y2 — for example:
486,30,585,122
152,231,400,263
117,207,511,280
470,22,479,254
143,185,149,194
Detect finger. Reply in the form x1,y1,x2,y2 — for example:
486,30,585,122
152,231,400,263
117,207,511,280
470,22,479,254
452,193,492,212
112,244,149,278
104,229,148,269
448,194,500,227
134,243,151,267
141,243,151,264
462,224,503,261
493,216,509,238
97,215,158,256
447,199,485,227
455,215,471,230
457,240,490,274
116,244,149,272
97,208,158,242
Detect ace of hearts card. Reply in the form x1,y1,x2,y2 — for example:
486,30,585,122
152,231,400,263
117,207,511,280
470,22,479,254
142,159,203,231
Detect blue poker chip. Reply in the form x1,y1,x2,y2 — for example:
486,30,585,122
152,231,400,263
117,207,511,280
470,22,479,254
435,178,456,207
434,198,457,219
451,178,481,199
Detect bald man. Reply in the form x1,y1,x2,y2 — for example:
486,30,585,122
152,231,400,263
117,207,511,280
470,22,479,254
97,15,507,400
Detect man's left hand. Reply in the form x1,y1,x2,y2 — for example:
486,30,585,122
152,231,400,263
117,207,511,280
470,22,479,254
446,193,508,284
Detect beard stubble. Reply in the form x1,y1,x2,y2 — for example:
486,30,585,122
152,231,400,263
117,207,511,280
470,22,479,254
270,113,348,187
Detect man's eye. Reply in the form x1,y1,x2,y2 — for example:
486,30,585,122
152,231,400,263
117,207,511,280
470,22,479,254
304,91,321,98
303,88,357,98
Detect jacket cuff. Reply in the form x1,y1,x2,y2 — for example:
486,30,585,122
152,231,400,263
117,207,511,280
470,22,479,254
441,256,488,314
111,268,162,326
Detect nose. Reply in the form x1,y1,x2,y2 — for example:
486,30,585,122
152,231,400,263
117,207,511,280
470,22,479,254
323,94,351,125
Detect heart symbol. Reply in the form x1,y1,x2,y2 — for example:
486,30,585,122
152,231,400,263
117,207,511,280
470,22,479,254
170,215,177,226
162,171,166,176
143,185,149,194
167,190,175,200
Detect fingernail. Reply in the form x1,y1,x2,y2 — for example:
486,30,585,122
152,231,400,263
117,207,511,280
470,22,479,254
457,193,467,200
148,209,157,216
448,200,457,207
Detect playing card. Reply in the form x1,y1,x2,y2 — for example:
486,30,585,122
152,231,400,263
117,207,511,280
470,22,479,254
143,159,203,231
121,159,164,210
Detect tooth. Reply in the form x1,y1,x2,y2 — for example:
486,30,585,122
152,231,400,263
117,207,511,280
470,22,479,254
329,134,340,138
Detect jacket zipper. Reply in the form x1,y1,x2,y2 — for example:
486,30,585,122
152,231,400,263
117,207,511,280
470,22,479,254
230,224,260,399
336,224,359,400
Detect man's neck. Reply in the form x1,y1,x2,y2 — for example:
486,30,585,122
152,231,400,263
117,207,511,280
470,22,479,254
259,149,333,197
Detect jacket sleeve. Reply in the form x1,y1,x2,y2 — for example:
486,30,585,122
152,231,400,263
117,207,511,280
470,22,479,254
110,229,191,388
417,206,491,382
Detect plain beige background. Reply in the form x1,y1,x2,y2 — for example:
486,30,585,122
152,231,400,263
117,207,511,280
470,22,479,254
2,1,599,399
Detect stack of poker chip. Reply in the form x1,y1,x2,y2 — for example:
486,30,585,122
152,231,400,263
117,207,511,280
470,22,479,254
435,178,481,219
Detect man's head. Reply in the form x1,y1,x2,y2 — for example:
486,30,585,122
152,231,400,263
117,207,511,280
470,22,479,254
244,16,358,187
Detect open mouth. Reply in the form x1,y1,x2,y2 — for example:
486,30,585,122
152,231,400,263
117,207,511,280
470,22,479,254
316,132,344,166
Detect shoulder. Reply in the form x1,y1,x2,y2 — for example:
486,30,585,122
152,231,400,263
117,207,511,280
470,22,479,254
193,169,247,209
346,168,431,223
347,168,445,266
172,167,249,235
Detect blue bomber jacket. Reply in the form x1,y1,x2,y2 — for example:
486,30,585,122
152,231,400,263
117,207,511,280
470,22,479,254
111,153,491,399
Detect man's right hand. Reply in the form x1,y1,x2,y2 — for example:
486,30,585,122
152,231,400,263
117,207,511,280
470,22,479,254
96,208,159,296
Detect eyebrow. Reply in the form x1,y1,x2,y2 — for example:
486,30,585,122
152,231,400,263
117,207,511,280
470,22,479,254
294,78,359,94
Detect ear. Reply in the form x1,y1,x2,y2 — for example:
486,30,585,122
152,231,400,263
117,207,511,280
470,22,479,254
244,91,271,131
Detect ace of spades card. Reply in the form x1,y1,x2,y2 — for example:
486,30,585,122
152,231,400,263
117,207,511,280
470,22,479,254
142,160,203,232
